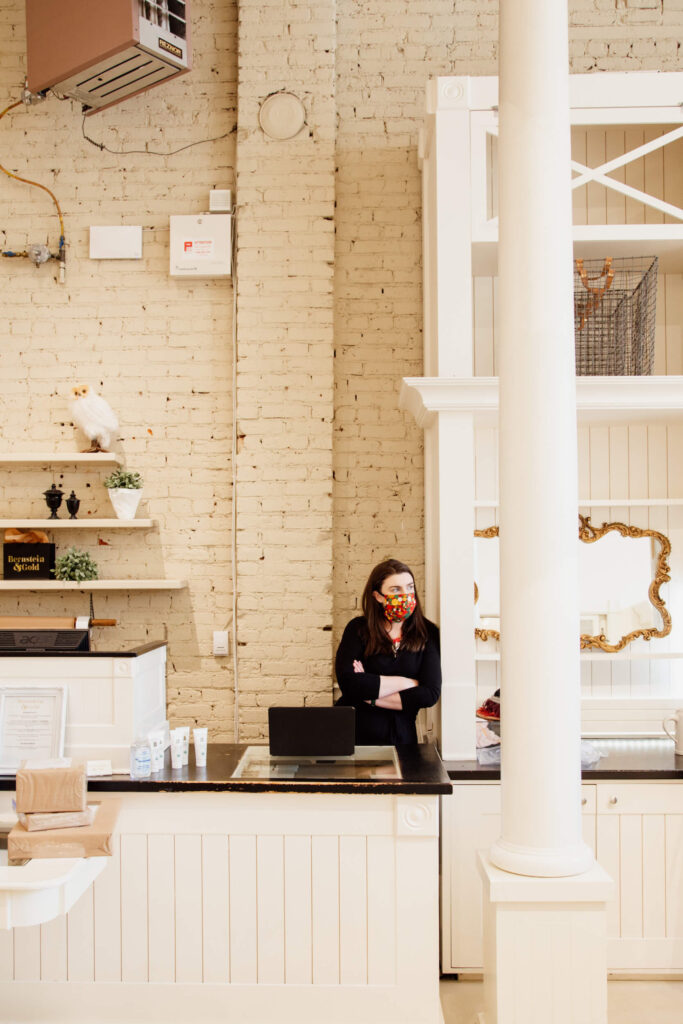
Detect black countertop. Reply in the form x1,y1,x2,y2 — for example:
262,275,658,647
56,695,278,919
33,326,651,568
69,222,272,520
0,641,167,658
0,743,452,796
446,739,683,780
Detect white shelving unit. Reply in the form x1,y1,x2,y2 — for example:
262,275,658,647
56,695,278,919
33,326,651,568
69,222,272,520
403,70,683,762
412,68,683,981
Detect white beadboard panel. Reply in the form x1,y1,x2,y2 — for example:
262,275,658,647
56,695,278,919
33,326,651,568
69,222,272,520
586,130,606,225
229,835,258,984
597,814,621,939
655,271,668,376
120,834,149,983
256,835,285,985
311,835,340,985
175,834,203,984
93,831,121,982
66,885,95,983
605,128,626,225
643,126,665,226
201,834,230,984
0,927,13,982
665,815,683,938
474,427,497,508
284,835,312,985
619,816,644,939
473,277,495,377
339,835,368,985
13,924,41,982
623,128,645,226
643,815,667,940
147,834,175,984
666,274,683,377
572,128,587,226
628,424,649,501
367,835,397,986
40,913,67,983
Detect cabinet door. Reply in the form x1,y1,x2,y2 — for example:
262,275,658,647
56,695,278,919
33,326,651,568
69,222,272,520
442,783,596,974
596,783,683,971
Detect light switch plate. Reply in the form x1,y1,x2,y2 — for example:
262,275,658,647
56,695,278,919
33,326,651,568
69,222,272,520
213,630,229,656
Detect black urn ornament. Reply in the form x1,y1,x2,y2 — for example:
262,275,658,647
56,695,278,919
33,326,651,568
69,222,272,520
43,483,64,519
66,490,80,519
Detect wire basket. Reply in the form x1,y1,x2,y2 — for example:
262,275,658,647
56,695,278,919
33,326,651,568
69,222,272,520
574,256,658,375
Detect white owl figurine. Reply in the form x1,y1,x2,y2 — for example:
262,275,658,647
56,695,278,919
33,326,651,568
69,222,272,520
69,385,119,452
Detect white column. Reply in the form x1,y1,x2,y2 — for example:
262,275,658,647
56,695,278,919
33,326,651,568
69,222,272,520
491,0,593,876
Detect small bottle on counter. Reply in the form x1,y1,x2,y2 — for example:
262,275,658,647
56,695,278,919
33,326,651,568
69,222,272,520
130,737,152,779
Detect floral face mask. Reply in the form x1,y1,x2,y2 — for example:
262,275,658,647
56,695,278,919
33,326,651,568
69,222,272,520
382,593,417,623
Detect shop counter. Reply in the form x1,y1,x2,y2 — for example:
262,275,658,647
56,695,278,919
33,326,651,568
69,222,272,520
0,743,451,1024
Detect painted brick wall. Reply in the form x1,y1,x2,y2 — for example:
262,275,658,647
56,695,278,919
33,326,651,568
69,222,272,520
0,0,238,737
0,0,680,739
235,0,336,738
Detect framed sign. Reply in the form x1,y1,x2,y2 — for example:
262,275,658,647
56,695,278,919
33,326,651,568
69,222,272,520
0,685,67,773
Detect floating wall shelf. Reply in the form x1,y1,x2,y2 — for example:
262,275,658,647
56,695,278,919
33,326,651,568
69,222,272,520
0,580,187,592
0,519,156,530
0,454,124,466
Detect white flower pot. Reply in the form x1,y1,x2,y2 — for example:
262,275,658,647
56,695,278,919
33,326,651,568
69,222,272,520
108,488,143,521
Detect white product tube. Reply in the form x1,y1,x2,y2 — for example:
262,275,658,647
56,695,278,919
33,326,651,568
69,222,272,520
178,726,190,766
148,730,165,773
193,727,208,767
170,729,184,770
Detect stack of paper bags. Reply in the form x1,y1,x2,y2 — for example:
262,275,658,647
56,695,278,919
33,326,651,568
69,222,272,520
8,760,119,864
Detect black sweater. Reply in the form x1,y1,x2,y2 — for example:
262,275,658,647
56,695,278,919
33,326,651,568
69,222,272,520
335,616,442,745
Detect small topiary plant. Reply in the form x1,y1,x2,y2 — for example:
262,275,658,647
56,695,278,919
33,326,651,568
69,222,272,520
103,469,143,490
53,547,99,582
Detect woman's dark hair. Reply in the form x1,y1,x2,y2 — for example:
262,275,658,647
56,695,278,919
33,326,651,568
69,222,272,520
361,558,429,656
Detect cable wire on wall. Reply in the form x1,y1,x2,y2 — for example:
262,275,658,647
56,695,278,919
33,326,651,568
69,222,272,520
230,207,239,742
81,115,231,157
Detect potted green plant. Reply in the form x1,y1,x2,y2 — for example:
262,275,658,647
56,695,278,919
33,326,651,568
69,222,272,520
53,547,99,582
103,468,143,520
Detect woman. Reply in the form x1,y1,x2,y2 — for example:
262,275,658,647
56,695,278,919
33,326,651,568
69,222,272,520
335,558,441,745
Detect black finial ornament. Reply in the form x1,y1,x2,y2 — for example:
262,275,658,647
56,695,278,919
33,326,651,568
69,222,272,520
43,483,64,520
66,490,80,519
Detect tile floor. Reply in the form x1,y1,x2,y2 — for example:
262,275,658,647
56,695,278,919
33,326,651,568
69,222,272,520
439,978,683,1023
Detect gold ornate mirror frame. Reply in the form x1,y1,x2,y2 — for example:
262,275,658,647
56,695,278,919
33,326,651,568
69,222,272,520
474,515,672,652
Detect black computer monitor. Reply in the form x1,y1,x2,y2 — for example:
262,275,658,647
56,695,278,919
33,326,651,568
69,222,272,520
268,707,356,757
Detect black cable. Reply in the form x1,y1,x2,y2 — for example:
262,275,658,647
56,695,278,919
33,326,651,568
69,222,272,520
81,115,230,156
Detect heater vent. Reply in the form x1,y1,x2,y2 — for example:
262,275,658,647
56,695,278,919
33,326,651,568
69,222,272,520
25,0,192,114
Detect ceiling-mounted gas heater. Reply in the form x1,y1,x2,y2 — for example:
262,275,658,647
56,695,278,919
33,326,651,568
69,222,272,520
25,0,191,115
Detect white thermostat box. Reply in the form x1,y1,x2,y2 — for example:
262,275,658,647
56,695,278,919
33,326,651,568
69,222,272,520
169,213,232,277
90,225,142,259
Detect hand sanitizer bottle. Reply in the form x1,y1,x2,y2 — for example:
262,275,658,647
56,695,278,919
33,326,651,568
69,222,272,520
130,737,152,779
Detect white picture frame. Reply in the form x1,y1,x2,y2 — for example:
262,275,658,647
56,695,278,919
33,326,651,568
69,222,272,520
0,684,68,773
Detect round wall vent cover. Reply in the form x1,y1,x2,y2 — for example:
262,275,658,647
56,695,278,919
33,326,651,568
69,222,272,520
258,92,306,140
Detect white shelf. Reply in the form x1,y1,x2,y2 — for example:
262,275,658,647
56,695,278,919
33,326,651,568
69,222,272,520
472,228,683,276
476,650,683,662
474,499,683,509
0,519,155,529
0,580,187,591
0,453,123,466
400,376,683,428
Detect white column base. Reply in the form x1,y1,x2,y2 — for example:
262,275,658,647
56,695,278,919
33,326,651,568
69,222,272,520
477,853,614,1024
490,835,594,878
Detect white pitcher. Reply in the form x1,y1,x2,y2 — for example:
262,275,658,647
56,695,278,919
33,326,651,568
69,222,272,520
662,709,683,755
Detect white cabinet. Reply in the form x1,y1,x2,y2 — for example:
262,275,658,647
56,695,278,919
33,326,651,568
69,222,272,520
442,780,683,976
596,782,683,972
